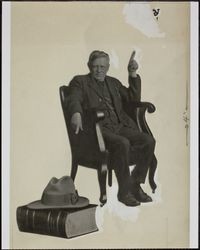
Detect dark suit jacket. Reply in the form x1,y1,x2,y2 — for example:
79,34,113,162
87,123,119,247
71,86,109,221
67,73,141,130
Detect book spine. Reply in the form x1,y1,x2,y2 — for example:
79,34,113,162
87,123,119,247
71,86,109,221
17,207,68,238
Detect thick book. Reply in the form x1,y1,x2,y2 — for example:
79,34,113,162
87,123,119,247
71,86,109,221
17,204,98,239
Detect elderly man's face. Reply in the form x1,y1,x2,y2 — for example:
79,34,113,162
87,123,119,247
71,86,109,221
89,57,109,82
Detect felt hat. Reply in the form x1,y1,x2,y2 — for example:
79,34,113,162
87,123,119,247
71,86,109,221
27,176,89,209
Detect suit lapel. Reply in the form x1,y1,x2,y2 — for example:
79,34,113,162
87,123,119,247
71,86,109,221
105,77,121,117
87,74,104,99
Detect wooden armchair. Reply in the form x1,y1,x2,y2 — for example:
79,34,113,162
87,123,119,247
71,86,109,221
59,85,157,205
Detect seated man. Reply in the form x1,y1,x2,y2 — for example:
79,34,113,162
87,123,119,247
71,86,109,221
67,50,156,207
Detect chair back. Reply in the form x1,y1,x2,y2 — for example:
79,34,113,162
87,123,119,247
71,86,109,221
59,85,70,125
59,85,105,166
59,85,77,155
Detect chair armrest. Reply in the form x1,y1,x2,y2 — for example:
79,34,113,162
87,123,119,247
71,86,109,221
84,109,107,152
84,108,105,122
129,101,156,113
123,101,156,136
96,110,106,121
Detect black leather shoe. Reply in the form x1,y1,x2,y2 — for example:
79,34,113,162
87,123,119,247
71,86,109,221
118,192,141,207
133,186,152,203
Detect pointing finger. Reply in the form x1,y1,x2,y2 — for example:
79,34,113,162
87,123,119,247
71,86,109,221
129,50,136,63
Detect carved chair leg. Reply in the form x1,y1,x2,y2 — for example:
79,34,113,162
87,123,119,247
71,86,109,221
70,158,78,181
148,154,157,193
108,169,112,187
97,164,107,206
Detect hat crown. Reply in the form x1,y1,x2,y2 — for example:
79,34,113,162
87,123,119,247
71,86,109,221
27,175,89,209
41,176,78,206
44,176,75,194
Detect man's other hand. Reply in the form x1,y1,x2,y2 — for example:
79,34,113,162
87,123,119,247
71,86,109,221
128,50,138,77
70,112,83,134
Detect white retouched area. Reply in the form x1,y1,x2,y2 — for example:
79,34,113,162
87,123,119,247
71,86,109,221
96,182,162,231
109,49,119,69
110,47,143,71
95,183,140,231
123,3,165,38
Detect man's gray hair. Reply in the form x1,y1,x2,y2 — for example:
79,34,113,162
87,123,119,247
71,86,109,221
88,50,110,67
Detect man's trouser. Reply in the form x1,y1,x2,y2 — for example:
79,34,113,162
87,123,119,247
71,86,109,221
102,126,156,196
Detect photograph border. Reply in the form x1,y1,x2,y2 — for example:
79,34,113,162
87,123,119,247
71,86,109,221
2,1,199,248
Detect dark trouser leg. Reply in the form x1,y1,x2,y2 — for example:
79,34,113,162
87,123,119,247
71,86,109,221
102,130,132,197
117,127,155,202
118,127,156,185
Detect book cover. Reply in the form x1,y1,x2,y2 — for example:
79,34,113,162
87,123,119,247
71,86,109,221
17,204,98,239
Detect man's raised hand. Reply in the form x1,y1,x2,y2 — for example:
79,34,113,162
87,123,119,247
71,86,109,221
128,50,139,77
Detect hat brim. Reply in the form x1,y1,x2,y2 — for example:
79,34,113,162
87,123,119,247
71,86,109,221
27,196,89,210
